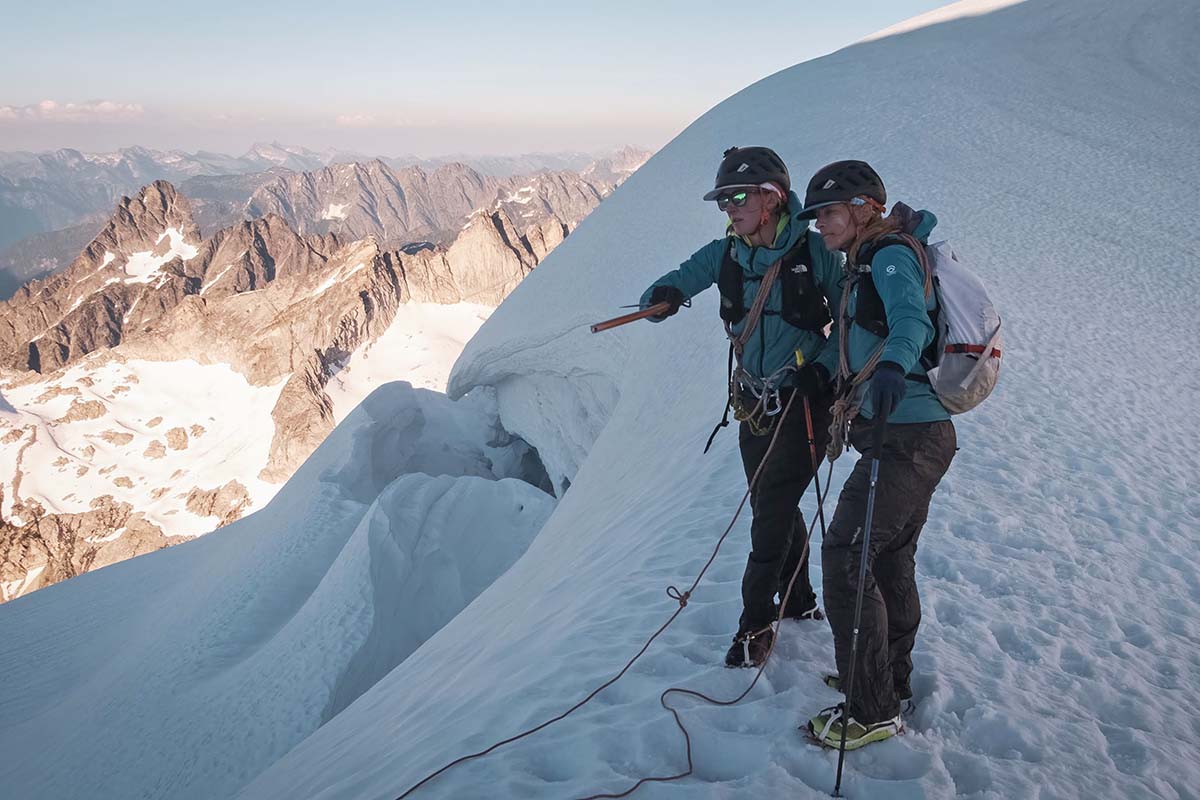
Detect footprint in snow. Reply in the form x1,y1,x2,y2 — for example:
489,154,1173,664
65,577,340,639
1059,645,1097,679
1098,723,1154,777
942,748,993,795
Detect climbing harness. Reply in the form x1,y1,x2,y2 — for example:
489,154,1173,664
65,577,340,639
730,363,795,436
704,255,788,451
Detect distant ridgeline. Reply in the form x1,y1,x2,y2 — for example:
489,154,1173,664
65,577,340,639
0,145,651,300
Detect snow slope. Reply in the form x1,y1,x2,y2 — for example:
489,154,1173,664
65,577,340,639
0,382,553,799
325,302,494,424
2,0,1199,799
237,0,1200,798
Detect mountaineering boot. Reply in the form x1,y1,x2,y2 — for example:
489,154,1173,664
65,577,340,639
806,703,902,750
724,626,774,668
821,673,915,714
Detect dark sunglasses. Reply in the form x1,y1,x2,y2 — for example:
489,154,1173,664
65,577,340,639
715,189,757,211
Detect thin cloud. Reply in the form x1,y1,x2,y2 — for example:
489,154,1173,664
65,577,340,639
335,114,381,128
334,113,423,128
0,100,145,122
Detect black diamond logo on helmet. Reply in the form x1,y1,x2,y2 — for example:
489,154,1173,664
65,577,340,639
823,179,837,189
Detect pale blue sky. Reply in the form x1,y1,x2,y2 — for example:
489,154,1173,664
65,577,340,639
0,0,947,155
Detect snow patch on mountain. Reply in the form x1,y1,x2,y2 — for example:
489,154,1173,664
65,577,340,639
64,277,121,315
321,203,349,221
121,293,142,324
199,262,235,295
503,186,536,205
312,261,366,296
122,227,198,283
0,357,286,536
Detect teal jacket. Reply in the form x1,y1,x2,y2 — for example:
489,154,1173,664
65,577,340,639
640,191,844,385
842,209,950,423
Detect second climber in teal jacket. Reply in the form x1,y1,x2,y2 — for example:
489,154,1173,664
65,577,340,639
639,146,843,668
796,160,957,753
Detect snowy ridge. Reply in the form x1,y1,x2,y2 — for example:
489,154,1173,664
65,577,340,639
858,0,1024,42
242,0,1200,797
0,382,553,799
447,312,625,496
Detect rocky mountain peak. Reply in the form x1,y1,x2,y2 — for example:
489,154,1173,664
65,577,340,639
0,145,651,376
0,182,325,374
105,180,201,252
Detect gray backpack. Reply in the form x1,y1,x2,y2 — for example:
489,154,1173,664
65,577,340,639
921,241,1002,414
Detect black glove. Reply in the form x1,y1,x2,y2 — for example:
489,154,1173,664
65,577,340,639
648,285,686,319
868,361,907,416
795,363,831,397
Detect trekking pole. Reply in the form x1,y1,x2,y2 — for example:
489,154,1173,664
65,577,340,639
832,403,890,798
802,395,830,540
590,302,671,333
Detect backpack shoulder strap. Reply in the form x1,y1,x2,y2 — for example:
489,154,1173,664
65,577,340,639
778,233,832,332
717,239,745,324
852,233,938,375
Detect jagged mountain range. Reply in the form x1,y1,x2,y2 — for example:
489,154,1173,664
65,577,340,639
244,158,634,246
0,153,639,601
0,145,649,299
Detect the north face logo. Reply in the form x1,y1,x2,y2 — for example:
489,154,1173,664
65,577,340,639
822,179,837,190
737,163,750,173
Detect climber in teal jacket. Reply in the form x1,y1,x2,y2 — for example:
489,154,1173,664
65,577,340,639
639,192,844,386
797,159,958,753
838,207,949,423
639,146,843,670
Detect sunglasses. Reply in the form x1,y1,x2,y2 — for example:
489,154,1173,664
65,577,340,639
715,189,757,211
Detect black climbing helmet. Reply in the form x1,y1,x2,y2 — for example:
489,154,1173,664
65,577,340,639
798,160,886,218
702,146,790,201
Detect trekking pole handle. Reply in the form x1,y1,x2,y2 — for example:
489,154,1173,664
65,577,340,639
590,302,671,333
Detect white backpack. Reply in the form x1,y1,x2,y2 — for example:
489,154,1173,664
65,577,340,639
922,241,1002,414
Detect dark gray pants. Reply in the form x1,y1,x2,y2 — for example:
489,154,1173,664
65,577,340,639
822,417,956,722
737,388,832,632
